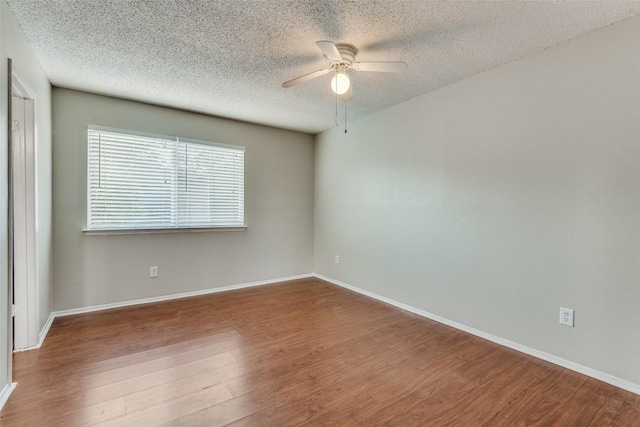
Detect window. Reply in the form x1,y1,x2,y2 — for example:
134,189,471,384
87,127,244,231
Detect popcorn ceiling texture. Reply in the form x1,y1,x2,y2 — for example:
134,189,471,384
7,0,640,134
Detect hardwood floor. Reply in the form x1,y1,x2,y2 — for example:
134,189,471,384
1,278,639,426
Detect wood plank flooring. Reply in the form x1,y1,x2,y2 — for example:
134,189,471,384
1,278,639,426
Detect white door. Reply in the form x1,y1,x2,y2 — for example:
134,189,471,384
11,96,37,350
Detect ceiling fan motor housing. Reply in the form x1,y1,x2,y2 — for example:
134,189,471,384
335,44,357,67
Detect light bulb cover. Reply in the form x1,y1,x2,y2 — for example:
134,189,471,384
331,73,350,95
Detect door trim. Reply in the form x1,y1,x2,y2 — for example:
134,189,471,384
9,61,39,350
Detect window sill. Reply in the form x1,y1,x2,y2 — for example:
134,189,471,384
83,226,247,235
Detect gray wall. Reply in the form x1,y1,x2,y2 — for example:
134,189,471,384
315,15,640,386
52,88,314,310
0,0,52,390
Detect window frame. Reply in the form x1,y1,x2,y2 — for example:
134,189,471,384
84,125,246,235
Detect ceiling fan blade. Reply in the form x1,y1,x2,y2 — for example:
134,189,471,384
282,68,331,88
353,61,408,73
316,40,342,61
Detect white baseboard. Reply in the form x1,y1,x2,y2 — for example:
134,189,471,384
17,273,313,351
0,382,17,411
53,273,313,318
38,313,56,347
313,273,640,396
12,313,56,353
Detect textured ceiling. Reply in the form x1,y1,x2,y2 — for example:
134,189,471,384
7,1,640,134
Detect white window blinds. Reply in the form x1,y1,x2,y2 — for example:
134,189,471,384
87,128,244,230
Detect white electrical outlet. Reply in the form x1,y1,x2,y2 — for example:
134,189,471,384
559,307,574,327
150,266,158,278
335,255,340,264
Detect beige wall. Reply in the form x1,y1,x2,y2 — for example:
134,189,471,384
315,16,640,386
52,88,314,310
0,0,52,392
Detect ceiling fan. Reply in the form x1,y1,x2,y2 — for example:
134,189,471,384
282,41,407,96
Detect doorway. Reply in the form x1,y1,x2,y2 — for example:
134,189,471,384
10,65,38,350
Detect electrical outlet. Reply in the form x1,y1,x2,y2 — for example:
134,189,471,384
559,307,574,327
150,266,158,278
335,255,340,264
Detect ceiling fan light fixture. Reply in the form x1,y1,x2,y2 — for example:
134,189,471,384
331,72,350,95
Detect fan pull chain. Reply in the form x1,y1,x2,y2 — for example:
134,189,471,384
344,99,348,133
335,72,339,127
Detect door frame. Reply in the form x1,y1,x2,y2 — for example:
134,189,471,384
9,60,38,351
